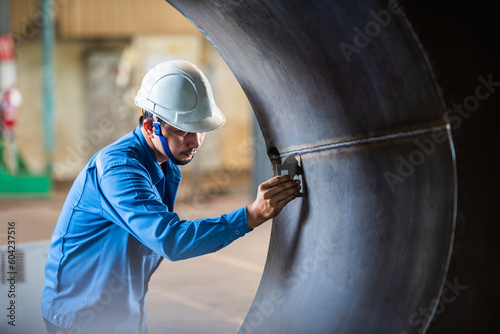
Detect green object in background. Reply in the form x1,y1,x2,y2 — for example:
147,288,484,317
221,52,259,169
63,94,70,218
0,130,52,197
0,147,52,197
0,169,52,197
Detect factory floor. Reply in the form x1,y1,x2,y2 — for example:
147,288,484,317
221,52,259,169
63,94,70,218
0,177,271,334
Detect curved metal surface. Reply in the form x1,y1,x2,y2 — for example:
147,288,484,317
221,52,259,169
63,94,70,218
166,0,499,332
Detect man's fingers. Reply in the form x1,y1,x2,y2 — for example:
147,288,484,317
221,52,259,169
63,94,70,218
271,183,300,203
259,175,293,190
261,177,300,199
277,192,297,209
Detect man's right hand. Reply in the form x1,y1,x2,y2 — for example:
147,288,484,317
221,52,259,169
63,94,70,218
246,175,301,230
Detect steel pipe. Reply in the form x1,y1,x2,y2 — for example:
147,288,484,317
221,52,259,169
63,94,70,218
166,0,500,332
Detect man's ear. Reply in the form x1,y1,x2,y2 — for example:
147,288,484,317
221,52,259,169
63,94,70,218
143,117,155,139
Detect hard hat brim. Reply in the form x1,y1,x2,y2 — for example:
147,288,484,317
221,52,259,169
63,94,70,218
164,105,226,133
136,94,226,133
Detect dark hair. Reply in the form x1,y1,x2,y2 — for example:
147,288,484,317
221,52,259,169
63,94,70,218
138,110,165,126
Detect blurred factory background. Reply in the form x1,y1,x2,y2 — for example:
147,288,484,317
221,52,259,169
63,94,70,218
1,2,273,333
1,0,271,198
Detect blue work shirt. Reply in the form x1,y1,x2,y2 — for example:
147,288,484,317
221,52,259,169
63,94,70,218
41,126,251,333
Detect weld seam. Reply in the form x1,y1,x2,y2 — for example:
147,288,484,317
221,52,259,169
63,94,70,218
269,124,448,160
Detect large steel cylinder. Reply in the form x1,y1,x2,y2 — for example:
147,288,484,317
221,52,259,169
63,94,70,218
166,0,500,333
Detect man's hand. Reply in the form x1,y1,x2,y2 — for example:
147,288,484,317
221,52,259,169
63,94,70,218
246,175,301,229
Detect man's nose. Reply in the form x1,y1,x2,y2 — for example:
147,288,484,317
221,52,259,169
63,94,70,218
188,133,204,149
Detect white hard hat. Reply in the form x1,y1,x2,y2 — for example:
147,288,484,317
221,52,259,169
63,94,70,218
134,60,225,133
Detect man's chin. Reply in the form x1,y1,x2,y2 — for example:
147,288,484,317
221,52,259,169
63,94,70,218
174,154,195,166
180,154,194,160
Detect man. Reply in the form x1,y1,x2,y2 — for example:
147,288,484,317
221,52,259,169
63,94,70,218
41,60,300,334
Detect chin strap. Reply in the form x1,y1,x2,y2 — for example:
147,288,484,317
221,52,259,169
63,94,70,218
153,122,193,166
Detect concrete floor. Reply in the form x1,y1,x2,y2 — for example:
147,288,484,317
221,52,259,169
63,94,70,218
0,180,271,334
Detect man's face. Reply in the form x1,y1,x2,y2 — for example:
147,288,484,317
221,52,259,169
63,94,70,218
154,122,206,163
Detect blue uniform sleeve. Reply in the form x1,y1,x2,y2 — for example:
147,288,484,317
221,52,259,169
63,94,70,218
98,163,251,261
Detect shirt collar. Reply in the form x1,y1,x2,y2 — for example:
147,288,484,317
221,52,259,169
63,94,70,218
134,125,164,185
